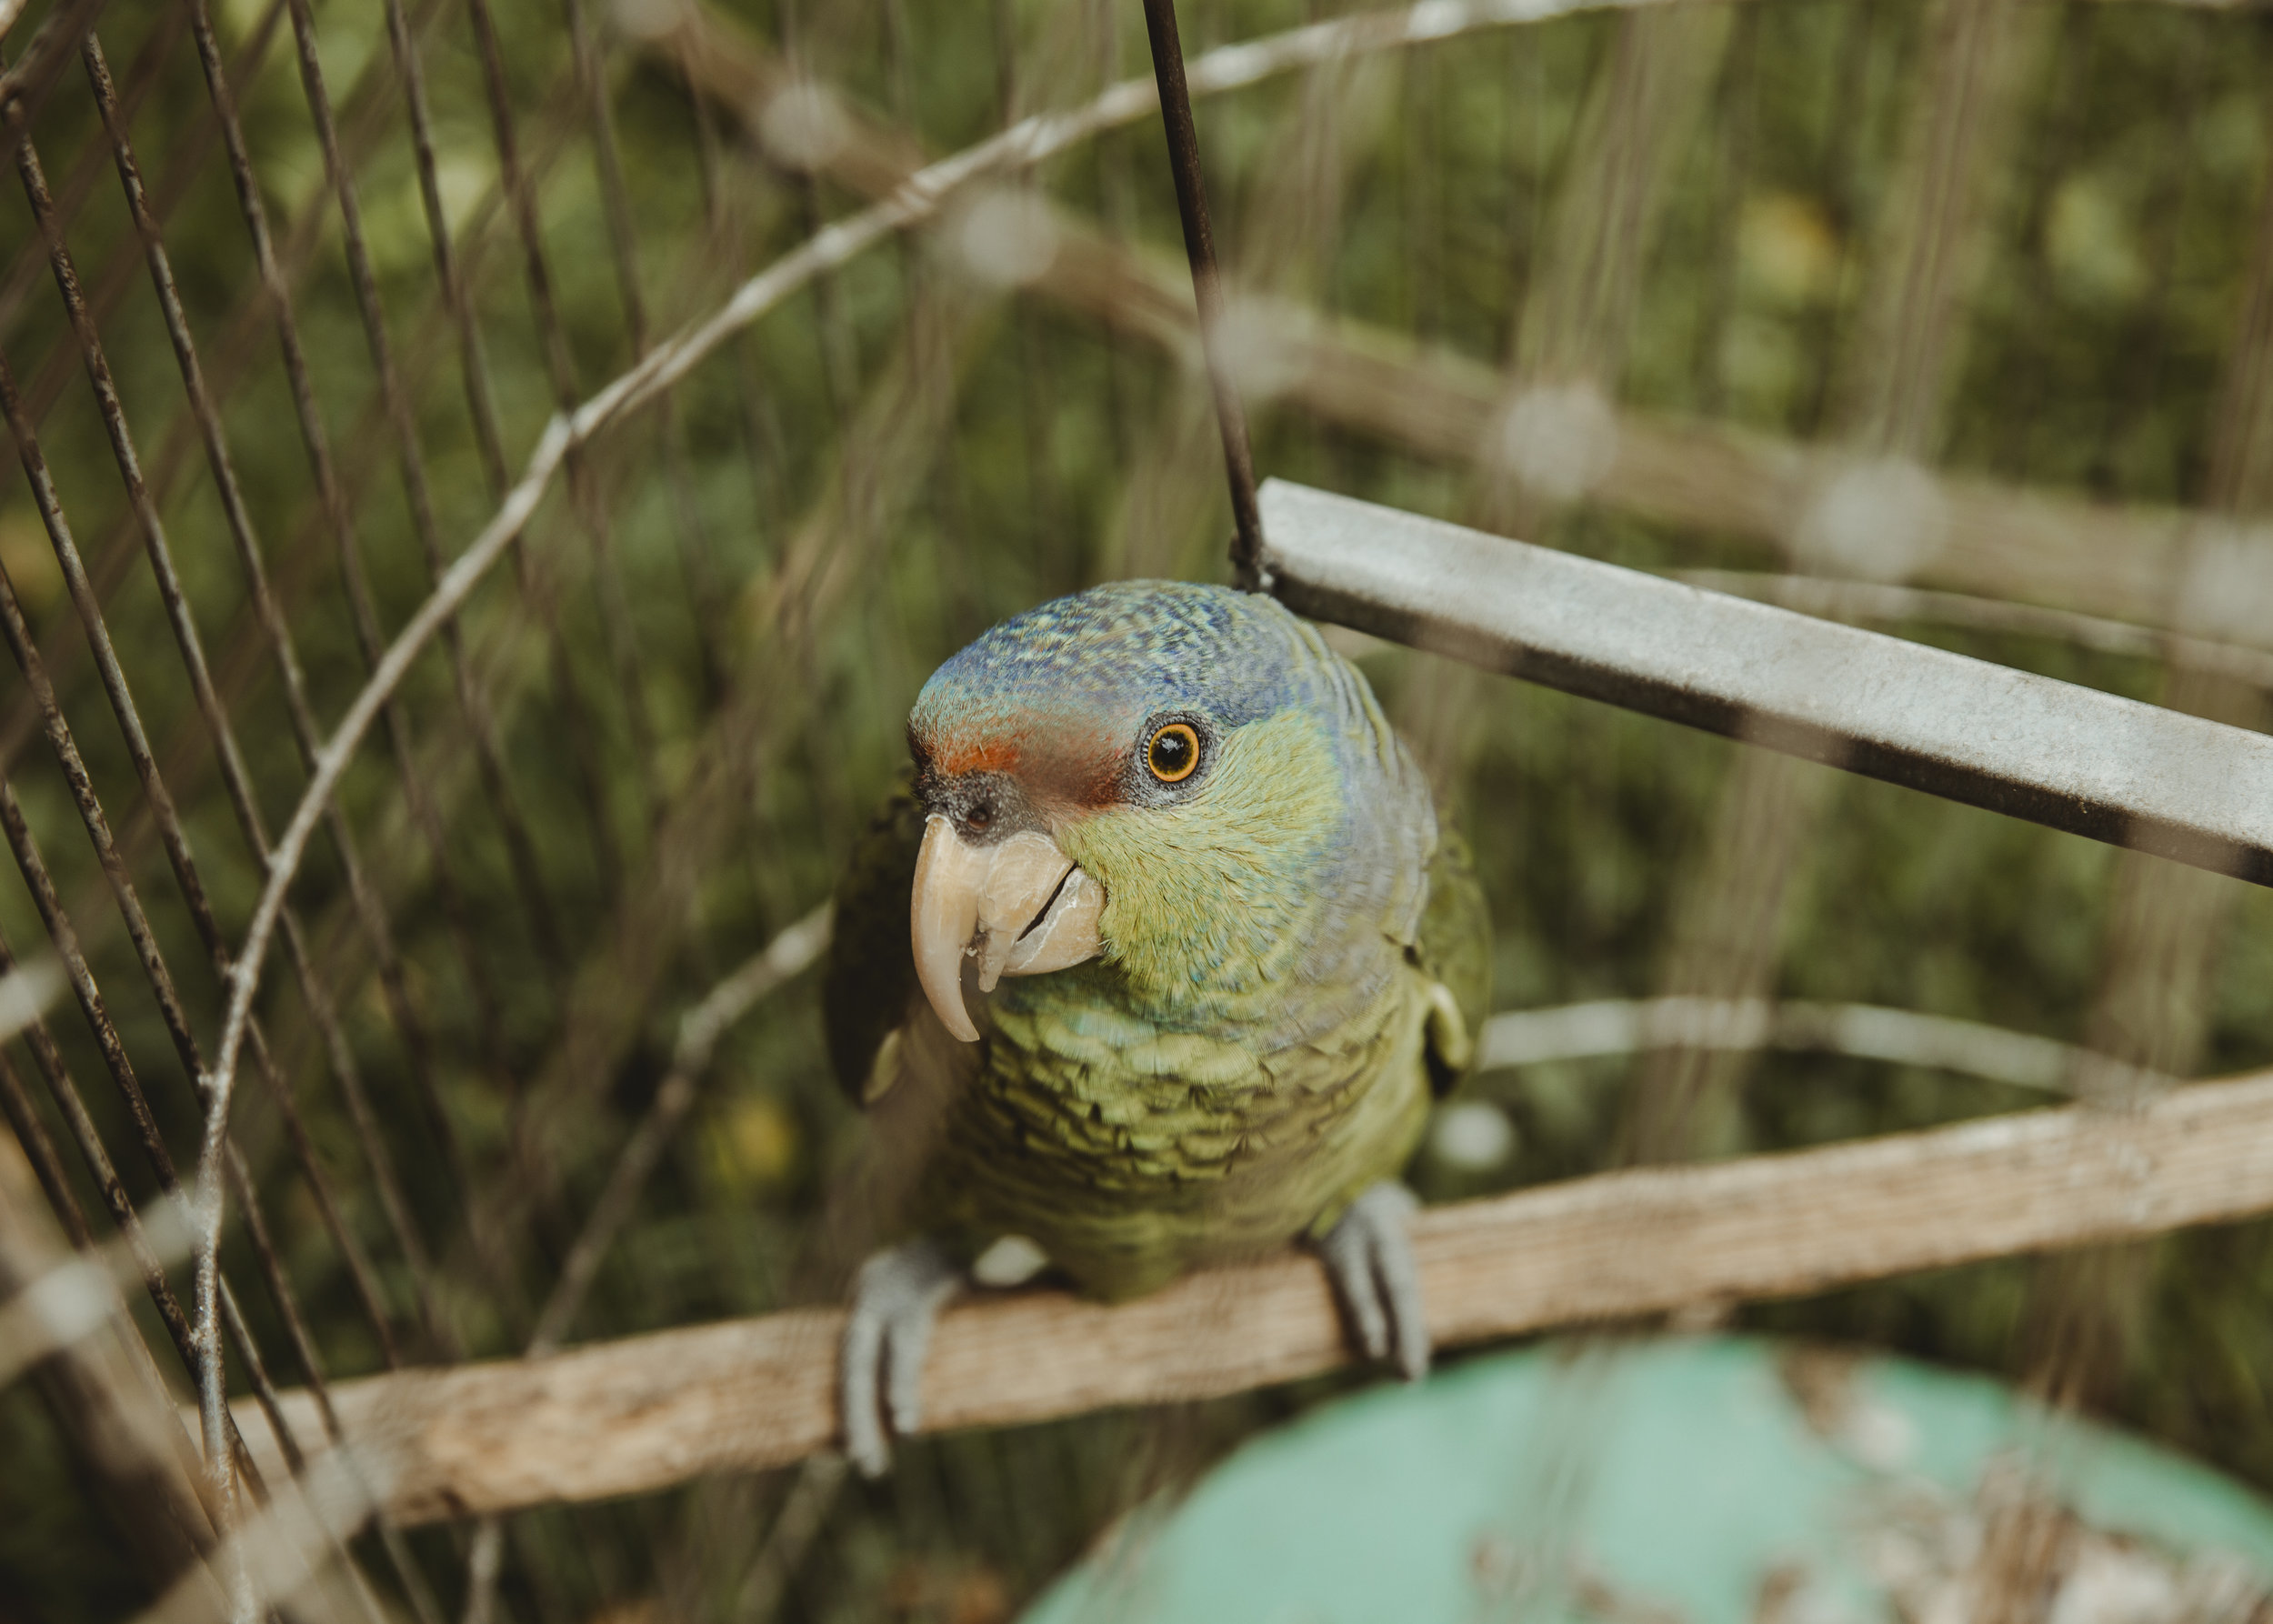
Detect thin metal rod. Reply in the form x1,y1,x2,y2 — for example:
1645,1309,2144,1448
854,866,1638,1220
0,1047,90,1250
466,0,660,879
278,0,526,1086
2,282,416,1490
0,0,105,130
12,79,409,1370
183,0,476,1219
380,0,570,975
0,0,183,348
75,30,443,1358
0,887,277,1499
564,0,734,721
6,108,416,1583
0,0,282,537
1139,0,1267,591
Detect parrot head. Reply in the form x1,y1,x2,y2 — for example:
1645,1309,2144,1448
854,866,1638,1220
906,580,1432,1047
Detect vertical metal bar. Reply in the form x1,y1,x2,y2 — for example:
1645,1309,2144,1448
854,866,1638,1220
1630,0,2045,1167
11,80,411,1364
663,10,794,727
1689,5,1760,416
277,0,536,1086
2032,40,2273,1418
0,752,397,1611
0,334,418,1416
0,335,377,1540
774,0,862,428
2088,21,2205,486
379,0,578,975
77,31,451,1355
0,346,212,1087
0,0,107,131
0,0,281,535
0,0,183,349
464,0,662,877
0,1046,91,1249
563,0,733,712
1138,0,1267,591
0,1091,218,1589
181,0,477,1221
0,860,276,1498
385,0,508,488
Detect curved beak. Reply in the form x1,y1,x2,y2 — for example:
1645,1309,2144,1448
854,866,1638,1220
910,817,1104,1042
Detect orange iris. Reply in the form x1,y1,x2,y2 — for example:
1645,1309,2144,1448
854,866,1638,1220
1146,722,1200,783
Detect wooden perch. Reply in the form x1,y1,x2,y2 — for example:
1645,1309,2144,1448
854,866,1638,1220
230,1071,2273,1526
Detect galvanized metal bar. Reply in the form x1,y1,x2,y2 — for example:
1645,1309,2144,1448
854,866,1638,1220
1259,479,2273,883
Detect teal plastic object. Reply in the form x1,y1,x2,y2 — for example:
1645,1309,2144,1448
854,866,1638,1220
1024,1337,2273,1624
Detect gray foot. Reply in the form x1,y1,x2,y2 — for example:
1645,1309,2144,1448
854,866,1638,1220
839,1237,963,1478
1317,1182,1430,1380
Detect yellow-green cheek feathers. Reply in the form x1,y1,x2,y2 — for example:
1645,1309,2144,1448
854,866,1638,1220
1056,708,1344,1027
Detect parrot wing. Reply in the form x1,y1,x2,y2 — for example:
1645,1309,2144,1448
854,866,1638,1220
1413,823,1492,1098
816,776,988,1288
822,774,928,1107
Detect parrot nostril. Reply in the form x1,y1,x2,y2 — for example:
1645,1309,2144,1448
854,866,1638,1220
966,801,994,832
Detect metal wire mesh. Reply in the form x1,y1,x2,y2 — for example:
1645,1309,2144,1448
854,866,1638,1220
3,0,2273,1618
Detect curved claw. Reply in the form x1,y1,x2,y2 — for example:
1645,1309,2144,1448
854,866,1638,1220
1317,1182,1430,1381
839,1238,964,1478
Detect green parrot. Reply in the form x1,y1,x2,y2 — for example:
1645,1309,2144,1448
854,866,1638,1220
824,579,1490,1476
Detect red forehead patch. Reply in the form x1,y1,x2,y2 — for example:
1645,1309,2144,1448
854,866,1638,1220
921,720,1132,810
928,736,1022,777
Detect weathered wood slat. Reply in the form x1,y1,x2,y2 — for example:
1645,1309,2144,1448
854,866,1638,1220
229,1071,2273,1525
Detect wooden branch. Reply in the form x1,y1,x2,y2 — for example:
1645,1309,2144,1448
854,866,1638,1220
230,1071,2273,1526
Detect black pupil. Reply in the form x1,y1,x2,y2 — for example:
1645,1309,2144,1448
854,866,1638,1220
1152,729,1192,775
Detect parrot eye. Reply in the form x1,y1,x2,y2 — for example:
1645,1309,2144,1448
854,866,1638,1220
1145,722,1201,784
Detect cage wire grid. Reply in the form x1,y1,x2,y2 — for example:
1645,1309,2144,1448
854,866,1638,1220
1,0,2272,1618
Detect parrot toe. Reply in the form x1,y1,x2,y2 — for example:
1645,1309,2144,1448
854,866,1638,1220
1317,1182,1430,1381
839,1237,964,1478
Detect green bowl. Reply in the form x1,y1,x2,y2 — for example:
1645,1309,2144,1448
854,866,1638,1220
1025,1336,2273,1624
